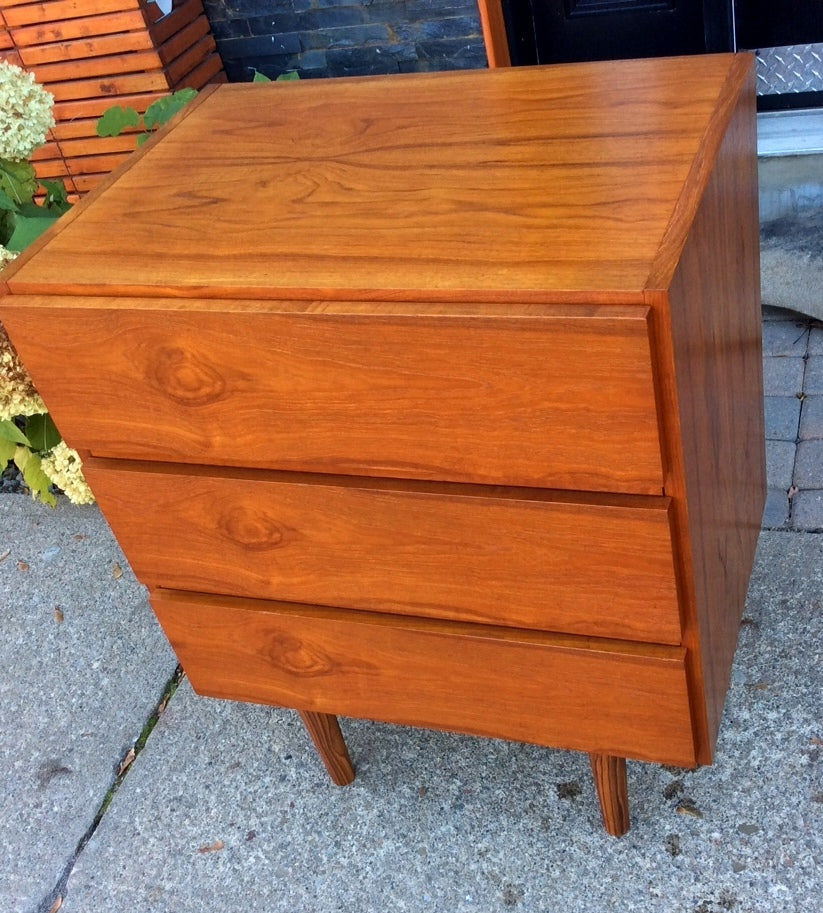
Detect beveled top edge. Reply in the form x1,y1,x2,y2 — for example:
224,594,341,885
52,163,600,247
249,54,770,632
3,54,748,300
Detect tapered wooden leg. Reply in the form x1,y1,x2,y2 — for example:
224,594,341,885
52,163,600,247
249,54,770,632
589,753,630,836
298,710,356,786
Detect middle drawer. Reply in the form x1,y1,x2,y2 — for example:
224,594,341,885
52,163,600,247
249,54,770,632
84,460,682,644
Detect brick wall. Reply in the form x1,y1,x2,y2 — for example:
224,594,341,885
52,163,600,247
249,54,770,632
202,0,487,80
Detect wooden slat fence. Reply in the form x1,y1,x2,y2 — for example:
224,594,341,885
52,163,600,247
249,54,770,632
1,0,224,197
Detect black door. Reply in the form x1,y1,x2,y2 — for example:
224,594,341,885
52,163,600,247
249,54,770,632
735,1,823,108
503,0,734,66
735,1,823,50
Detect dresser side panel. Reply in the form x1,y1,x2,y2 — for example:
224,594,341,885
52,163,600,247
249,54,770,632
661,76,765,754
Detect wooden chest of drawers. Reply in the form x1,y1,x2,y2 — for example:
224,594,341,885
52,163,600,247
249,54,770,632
0,54,765,835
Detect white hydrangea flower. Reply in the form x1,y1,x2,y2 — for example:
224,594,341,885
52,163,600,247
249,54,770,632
0,60,55,161
40,441,95,505
0,243,17,268
1,320,47,422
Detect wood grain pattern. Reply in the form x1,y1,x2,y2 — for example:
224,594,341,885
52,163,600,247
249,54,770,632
17,29,157,65
2,56,740,300
27,48,168,83
589,754,630,837
476,0,511,67
158,15,213,67
17,21,214,69
55,133,143,157
82,459,681,643
1,300,663,492
39,71,171,100
11,11,149,46
0,57,763,832
2,0,223,199
151,589,697,767
2,1,138,27
297,711,356,786
649,61,765,761
150,0,205,45
52,116,139,141
174,51,224,92
50,92,171,122
0,48,22,67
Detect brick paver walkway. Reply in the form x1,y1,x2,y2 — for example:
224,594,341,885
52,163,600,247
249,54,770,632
762,306,823,530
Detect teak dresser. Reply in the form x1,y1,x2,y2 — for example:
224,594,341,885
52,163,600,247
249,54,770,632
0,54,766,836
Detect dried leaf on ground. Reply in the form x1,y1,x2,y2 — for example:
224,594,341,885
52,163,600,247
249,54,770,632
117,747,135,777
676,797,703,818
198,839,225,854
745,681,770,691
0,548,10,563
17,559,29,571
112,562,123,579
54,607,64,623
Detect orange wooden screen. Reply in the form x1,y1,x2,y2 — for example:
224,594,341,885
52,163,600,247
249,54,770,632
0,0,225,197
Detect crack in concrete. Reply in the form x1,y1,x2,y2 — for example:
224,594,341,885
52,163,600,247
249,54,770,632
36,666,185,913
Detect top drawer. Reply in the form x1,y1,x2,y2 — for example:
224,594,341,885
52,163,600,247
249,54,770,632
1,299,664,493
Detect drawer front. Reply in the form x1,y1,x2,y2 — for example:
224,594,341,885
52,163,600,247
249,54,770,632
4,299,664,493
85,461,682,644
151,590,697,767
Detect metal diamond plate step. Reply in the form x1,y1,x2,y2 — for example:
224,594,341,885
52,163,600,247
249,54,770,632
756,44,823,95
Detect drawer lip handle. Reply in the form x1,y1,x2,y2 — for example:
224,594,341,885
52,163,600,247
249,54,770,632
83,454,672,510
153,586,687,665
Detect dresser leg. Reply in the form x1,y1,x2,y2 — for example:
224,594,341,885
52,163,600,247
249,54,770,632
589,753,630,836
298,710,356,786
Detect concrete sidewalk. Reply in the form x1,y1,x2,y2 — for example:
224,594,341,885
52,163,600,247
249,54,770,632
2,494,822,913
3,302,823,913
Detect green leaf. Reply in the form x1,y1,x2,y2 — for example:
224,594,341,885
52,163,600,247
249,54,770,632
0,159,37,207
0,210,13,246
276,71,300,81
24,412,61,452
0,419,31,447
136,132,153,148
143,88,198,130
5,208,61,252
252,70,272,83
39,179,72,214
16,201,47,218
14,445,57,507
0,436,15,469
96,105,141,138
0,188,17,211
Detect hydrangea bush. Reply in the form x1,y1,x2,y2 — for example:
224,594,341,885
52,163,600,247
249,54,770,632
0,59,55,160
0,60,94,506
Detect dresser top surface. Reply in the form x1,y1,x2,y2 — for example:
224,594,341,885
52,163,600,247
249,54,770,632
3,53,753,303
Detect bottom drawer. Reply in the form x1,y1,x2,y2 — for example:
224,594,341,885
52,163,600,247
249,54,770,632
151,589,698,767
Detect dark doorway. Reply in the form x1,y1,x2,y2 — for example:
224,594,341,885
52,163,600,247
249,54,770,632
502,0,734,66
735,1,823,51
502,0,823,108
735,1,823,109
